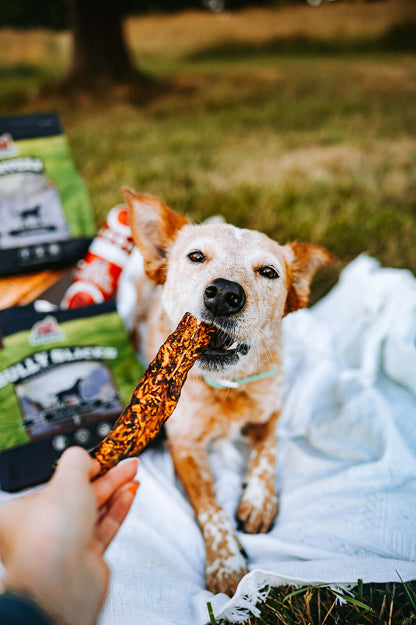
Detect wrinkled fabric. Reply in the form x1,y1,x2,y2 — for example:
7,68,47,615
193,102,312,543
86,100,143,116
1,255,415,625
102,255,416,624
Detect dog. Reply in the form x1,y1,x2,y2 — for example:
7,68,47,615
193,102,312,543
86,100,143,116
123,188,337,596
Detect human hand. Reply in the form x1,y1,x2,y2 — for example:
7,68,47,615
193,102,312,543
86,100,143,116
0,446,139,625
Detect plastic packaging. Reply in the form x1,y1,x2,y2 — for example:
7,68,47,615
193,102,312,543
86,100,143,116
61,204,134,308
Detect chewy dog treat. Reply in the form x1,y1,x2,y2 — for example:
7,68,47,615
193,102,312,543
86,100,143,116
90,313,214,473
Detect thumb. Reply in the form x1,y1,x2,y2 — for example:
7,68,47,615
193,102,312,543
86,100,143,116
52,446,101,486
49,447,101,518
45,448,102,543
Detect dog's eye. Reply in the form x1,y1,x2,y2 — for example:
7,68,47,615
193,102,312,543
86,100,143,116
257,266,279,280
187,250,206,263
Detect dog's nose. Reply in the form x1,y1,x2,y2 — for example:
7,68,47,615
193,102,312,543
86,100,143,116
204,278,246,316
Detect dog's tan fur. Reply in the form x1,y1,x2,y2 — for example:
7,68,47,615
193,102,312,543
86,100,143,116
124,188,337,596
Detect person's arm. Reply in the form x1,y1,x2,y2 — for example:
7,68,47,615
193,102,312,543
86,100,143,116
0,446,138,625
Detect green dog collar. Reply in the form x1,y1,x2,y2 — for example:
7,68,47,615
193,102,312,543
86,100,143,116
203,367,279,389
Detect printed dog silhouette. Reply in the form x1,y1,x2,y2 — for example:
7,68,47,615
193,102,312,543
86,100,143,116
56,378,84,406
19,205,42,229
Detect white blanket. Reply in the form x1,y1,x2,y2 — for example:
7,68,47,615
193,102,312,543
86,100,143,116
2,255,416,625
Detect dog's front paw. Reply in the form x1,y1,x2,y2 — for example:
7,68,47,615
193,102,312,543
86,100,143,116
236,481,279,534
200,509,248,596
205,546,248,596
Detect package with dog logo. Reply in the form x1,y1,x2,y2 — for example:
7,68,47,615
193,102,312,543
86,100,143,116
0,112,95,276
0,301,144,492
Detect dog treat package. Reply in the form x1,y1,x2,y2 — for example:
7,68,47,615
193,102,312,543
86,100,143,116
61,204,135,308
0,301,144,492
0,112,95,276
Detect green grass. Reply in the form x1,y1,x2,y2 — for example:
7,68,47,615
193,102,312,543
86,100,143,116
213,579,416,625
0,6,415,622
1,33,415,292
58,49,416,296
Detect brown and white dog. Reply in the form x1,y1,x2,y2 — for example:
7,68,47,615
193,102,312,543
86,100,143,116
123,188,336,596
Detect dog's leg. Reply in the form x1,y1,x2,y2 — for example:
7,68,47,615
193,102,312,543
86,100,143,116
169,441,248,596
236,411,280,534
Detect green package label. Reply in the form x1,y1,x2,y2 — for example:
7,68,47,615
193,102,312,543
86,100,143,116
0,301,144,491
0,113,95,275
0,303,144,450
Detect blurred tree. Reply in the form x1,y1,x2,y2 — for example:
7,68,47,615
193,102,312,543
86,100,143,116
64,0,145,90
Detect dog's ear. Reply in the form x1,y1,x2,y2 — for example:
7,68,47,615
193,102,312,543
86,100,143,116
123,188,189,285
283,242,337,315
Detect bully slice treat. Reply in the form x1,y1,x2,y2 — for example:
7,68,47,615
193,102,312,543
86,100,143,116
90,313,214,473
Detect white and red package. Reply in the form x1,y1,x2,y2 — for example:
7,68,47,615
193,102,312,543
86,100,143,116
61,204,134,309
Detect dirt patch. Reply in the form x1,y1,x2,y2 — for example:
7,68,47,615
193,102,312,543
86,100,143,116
0,28,69,68
207,139,416,189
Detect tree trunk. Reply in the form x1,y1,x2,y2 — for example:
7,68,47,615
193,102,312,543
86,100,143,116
65,0,143,90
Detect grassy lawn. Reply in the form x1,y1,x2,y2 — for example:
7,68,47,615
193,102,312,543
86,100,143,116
1,2,416,622
210,579,416,624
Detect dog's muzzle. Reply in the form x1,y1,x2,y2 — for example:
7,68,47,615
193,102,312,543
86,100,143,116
198,279,249,371
198,325,250,370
